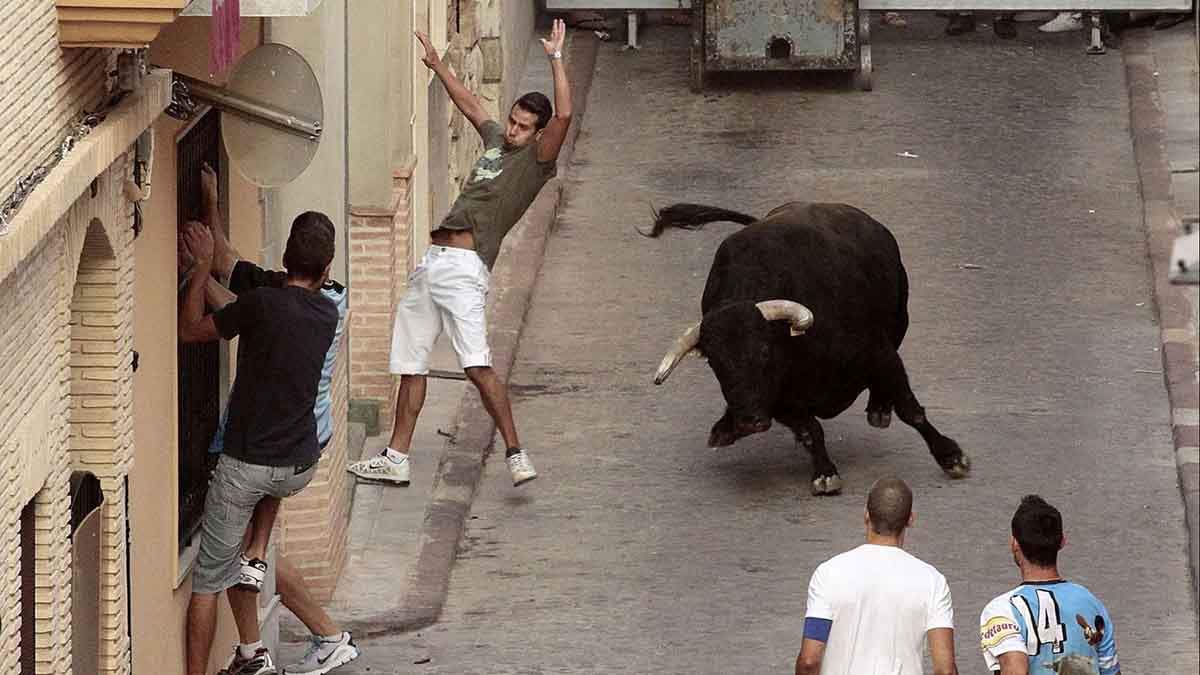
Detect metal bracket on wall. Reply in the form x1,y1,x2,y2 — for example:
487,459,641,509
171,73,322,142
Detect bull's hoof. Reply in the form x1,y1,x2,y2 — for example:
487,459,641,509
811,474,844,496
867,410,892,428
941,453,971,479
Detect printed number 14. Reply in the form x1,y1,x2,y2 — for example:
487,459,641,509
1011,589,1067,654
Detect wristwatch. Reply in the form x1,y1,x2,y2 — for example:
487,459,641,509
551,50,562,60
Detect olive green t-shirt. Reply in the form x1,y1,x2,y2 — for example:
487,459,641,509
438,120,557,269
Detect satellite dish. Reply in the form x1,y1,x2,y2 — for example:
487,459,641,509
222,43,323,187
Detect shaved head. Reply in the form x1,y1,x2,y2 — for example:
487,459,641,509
867,477,913,536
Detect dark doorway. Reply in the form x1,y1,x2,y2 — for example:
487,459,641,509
70,473,104,675
20,498,36,674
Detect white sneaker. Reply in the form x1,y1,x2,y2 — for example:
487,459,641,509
346,453,410,485
505,450,538,486
1039,12,1083,32
283,632,360,675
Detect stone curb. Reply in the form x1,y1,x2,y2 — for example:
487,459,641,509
1120,28,1200,603
341,30,601,639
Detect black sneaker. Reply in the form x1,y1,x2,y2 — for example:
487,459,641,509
222,647,276,675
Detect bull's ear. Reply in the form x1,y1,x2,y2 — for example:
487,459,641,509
755,300,814,336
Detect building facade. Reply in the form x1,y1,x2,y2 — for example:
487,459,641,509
2,1,542,672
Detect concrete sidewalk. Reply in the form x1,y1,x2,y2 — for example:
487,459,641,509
277,28,600,651
1120,18,1200,598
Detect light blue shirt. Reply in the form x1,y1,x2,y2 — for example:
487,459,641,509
980,580,1119,675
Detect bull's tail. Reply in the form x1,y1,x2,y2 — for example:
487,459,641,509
639,203,758,238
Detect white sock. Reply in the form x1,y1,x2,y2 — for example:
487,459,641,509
384,447,408,463
320,632,344,643
238,641,263,659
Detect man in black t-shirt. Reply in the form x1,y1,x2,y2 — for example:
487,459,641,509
179,212,337,675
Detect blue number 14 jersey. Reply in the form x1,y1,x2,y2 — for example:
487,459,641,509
980,580,1119,675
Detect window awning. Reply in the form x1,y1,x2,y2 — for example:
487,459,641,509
57,1,191,49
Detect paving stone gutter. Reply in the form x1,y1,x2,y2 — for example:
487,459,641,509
1120,27,1200,606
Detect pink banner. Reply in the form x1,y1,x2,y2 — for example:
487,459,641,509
210,0,241,76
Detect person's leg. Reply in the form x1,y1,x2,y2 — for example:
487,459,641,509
228,585,261,644
188,455,266,672
277,554,338,635
435,251,536,485
465,366,520,450
185,593,219,675
234,496,279,593
388,373,428,453
466,365,536,485
277,556,360,673
243,496,278,562
348,260,438,484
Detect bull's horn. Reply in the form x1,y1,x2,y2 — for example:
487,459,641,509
654,322,701,385
756,300,814,336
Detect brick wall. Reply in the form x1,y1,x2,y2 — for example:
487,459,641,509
33,454,72,675
348,161,414,428
278,324,353,602
0,145,136,673
0,229,73,674
0,1,111,207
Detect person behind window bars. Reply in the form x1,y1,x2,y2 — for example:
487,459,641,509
177,163,359,675
178,187,340,675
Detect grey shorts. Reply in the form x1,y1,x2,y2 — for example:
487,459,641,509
191,453,317,594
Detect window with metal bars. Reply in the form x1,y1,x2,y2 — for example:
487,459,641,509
176,109,223,552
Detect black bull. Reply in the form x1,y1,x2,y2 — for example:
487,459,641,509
646,201,970,495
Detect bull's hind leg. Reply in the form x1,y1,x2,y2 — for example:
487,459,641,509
875,350,971,478
777,409,843,495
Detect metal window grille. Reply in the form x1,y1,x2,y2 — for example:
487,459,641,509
176,109,223,551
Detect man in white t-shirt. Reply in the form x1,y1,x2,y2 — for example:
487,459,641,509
795,478,960,675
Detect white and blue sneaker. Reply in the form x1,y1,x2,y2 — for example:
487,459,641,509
284,632,360,675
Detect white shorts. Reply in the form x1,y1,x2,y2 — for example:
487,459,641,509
390,246,491,374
